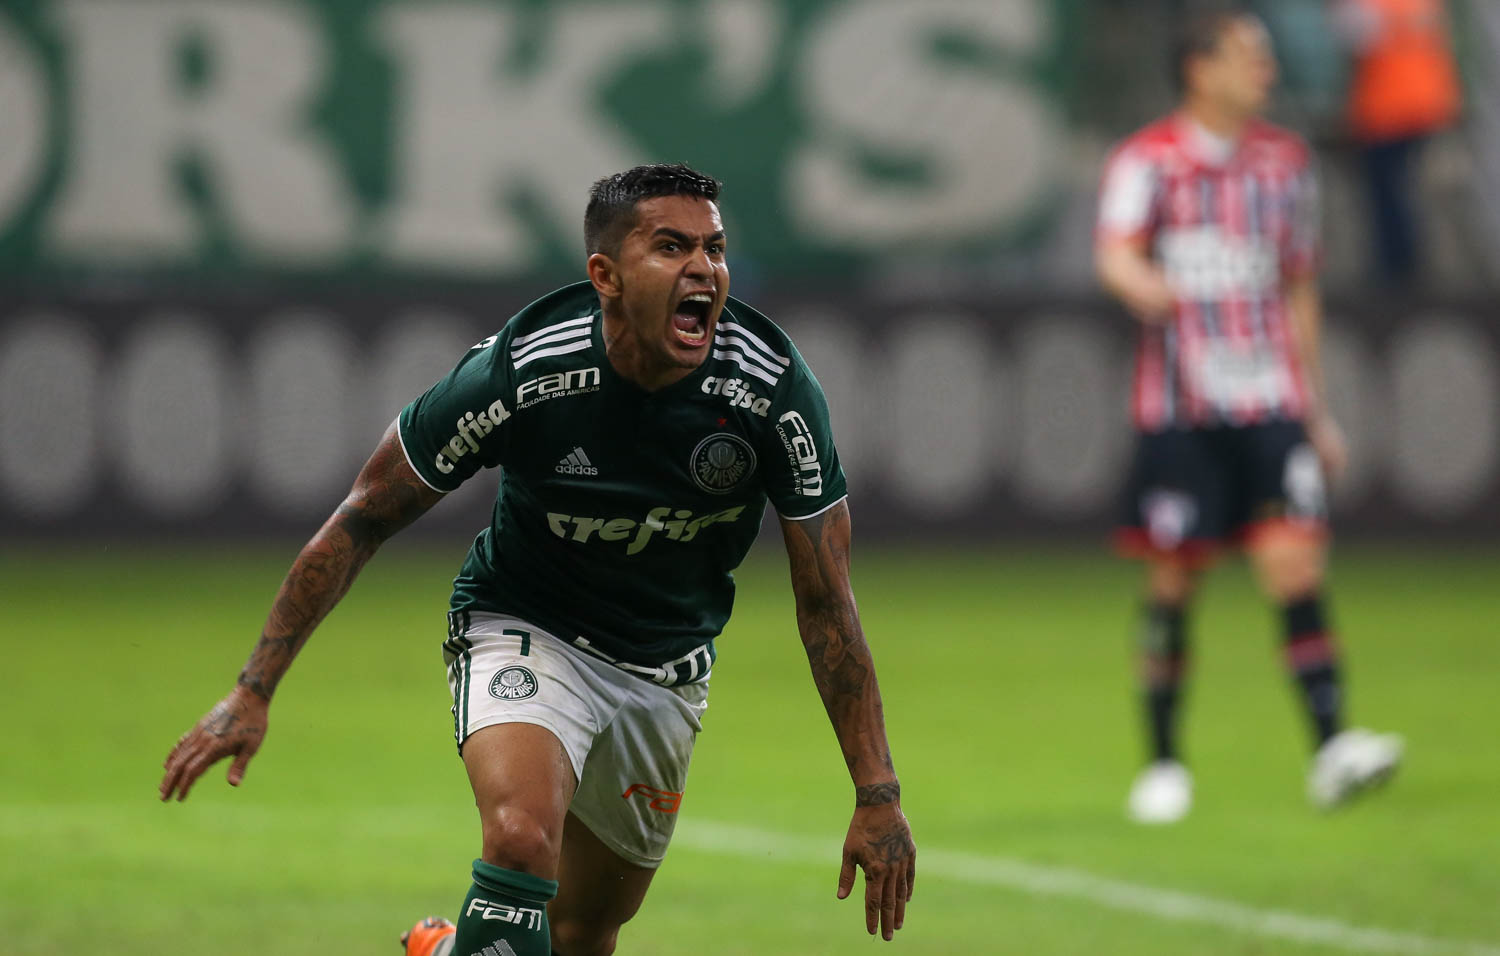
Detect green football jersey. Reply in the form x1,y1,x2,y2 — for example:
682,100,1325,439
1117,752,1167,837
397,281,846,682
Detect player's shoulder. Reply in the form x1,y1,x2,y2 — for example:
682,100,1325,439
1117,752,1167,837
709,295,805,393
466,281,599,378
1108,115,1181,164
496,281,599,349
1243,119,1313,168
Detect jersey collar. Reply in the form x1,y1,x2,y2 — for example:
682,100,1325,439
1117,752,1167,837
1173,111,1241,167
591,306,715,399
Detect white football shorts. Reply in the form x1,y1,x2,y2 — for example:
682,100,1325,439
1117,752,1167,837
444,612,709,868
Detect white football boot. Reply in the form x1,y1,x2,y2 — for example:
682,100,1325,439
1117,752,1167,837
1307,728,1404,810
1127,759,1193,824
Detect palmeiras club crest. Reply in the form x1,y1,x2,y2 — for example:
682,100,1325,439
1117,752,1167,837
489,666,538,701
690,433,756,495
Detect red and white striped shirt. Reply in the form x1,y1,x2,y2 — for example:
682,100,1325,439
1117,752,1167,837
1097,113,1320,431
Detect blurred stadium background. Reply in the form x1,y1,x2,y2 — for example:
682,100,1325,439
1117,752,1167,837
2,1,1497,954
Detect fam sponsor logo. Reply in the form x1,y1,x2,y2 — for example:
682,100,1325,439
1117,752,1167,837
516,366,600,410
701,375,772,417
432,368,599,475
433,399,511,475
621,783,683,814
546,505,747,555
775,411,823,497
464,896,545,931
690,433,756,495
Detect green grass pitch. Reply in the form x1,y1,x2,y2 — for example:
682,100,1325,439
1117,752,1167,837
2,541,1497,954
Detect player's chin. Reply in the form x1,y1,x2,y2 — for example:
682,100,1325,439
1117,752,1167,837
665,333,711,367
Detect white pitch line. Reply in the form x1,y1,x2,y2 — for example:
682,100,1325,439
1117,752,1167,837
675,821,1500,956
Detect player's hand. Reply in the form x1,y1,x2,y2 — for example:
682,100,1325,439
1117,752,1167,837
159,684,268,802
1098,240,1174,324
1121,271,1176,325
837,802,916,941
1306,411,1348,482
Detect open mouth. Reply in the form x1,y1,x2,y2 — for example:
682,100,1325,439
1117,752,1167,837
672,292,714,347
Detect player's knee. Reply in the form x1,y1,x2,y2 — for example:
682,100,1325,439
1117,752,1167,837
1253,547,1325,602
1147,560,1198,605
478,804,561,876
549,916,621,956
1267,571,1323,604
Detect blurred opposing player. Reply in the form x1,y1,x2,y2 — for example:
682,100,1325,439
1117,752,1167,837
1095,11,1401,823
160,164,915,953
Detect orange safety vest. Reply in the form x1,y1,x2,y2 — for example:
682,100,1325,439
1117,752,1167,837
1346,0,1462,142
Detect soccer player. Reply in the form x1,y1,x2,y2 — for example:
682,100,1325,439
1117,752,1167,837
1095,11,1402,824
159,164,916,953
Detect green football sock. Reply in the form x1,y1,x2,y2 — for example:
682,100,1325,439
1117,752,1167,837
451,859,558,956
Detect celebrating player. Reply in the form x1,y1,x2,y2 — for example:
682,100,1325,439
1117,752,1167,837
1095,11,1402,824
160,164,915,953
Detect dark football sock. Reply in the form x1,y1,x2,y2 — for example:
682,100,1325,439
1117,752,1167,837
1282,594,1343,747
452,859,558,956
1139,602,1188,762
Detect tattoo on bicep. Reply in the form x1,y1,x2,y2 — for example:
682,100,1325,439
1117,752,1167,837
855,782,901,807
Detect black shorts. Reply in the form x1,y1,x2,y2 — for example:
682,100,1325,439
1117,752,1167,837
1117,420,1328,561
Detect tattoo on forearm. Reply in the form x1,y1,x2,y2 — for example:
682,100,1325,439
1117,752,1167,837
856,782,901,807
237,634,295,699
785,505,895,781
237,428,439,700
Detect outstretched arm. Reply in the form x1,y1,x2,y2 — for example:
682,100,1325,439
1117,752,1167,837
159,419,445,801
780,500,915,942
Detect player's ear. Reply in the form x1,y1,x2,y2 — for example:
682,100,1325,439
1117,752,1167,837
587,252,623,299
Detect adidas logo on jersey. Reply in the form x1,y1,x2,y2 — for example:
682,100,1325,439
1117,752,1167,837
555,447,598,477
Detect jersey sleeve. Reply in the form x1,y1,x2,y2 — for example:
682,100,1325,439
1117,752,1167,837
762,360,848,520
1284,160,1322,277
1096,144,1160,243
396,334,514,493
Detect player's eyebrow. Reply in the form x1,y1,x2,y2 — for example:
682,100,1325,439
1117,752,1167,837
651,227,726,246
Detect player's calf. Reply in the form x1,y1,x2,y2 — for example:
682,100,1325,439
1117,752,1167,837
549,917,622,956
1281,593,1342,747
1138,600,1190,763
451,859,559,956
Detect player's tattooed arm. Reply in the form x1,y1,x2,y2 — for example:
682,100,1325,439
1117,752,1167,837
856,781,902,807
160,419,442,802
781,500,915,941
780,500,894,787
238,418,445,700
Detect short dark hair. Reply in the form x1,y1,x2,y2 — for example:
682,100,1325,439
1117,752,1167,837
1171,8,1252,95
584,163,723,257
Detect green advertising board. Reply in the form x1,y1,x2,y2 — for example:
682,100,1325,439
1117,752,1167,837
0,0,1075,283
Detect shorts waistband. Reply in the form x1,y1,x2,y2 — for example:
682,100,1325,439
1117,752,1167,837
568,635,714,687
449,610,713,688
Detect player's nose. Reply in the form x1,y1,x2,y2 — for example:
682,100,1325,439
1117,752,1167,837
683,244,712,278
